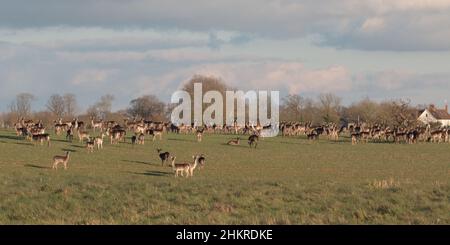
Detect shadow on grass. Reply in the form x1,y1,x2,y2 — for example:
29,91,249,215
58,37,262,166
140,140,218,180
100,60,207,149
71,144,85,148
128,170,171,177
24,164,51,169
61,148,77,152
121,159,153,165
52,138,71,143
13,142,33,146
0,135,21,141
167,138,194,142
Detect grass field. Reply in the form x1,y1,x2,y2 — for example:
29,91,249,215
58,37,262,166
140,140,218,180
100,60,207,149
0,128,449,224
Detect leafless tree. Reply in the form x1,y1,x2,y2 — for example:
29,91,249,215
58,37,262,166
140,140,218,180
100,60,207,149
87,94,115,119
317,93,342,123
10,93,35,118
46,94,65,118
63,93,78,118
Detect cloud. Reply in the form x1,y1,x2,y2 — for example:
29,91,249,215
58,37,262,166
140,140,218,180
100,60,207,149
1,37,450,112
70,69,115,85
1,1,449,51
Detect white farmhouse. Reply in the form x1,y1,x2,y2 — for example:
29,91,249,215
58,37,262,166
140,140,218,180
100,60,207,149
418,104,450,126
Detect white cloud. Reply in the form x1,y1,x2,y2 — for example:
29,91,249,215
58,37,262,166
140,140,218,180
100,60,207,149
360,17,385,33
1,1,450,51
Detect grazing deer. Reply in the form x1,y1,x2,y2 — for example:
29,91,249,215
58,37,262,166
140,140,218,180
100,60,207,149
227,137,240,145
157,148,170,166
110,129,126,144
30,133,51,147
86,140,95,153
90,117,103,132
52,151,70,170
94,133,105,149
170,156,191,178
131,135,137,146
196,128,204,142
248,134,259,148
78,130,90,143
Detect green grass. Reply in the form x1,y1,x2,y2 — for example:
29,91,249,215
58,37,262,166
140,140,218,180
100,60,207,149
0,129,449,224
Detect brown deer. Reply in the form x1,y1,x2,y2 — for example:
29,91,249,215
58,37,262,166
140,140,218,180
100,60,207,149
77,130,90,143
52,151,70,170
196,128,204,142
227,137,240,145
170,156,191,178
90,117,103,132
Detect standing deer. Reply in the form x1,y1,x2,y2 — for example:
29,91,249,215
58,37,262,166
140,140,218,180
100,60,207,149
90,117,103,132
170,156,191,178
157,148,170,166
248,134,259,148
78,131,90,143
52,151,70,170
196,128,204,142
94,133,105,149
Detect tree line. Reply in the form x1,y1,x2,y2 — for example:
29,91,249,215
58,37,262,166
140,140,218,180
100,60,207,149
0,75,421,128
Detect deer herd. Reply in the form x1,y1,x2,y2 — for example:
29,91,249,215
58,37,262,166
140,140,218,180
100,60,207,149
9,116,450,176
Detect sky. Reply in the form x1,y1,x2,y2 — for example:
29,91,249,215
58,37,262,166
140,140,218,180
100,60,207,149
1,0,450,112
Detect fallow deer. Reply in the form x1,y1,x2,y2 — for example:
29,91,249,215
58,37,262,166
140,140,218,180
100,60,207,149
52,151,70,170
170,156,191,178
137,133,145,145
196,128,204,142
90,117,103,132
78,130,90,143
86,140,95,153
157,148,170,166
30,133,51,147
94,133,105,149
248,134,259,148
227,137,240,145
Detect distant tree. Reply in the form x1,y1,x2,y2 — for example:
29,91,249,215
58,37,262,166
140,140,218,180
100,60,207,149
281,94,305,122
87,94,115,119
10,93,35,118
63,93,78,118
317,93,342,123
344,97,379,123
127,95,166,120
46,94,66,118
181,75,230,124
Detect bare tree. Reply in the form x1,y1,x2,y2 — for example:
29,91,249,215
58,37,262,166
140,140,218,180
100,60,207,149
10,93,35,118
87,94,115,119
63,93,78,118
281,94,304,122
46,94,65,118
317,93,342,123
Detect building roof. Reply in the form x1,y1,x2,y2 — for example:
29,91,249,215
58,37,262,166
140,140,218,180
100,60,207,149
430,109,450,120
425,105,450,120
